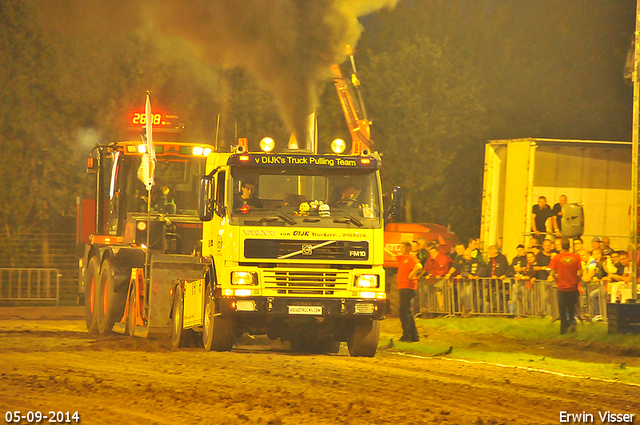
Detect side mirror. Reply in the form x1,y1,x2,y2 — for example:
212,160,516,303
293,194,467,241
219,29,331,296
198,175,215,222
385,186,403,222
215,204,227,218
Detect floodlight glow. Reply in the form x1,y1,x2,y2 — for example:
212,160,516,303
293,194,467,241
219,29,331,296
331,138,346,154
260,137,275,152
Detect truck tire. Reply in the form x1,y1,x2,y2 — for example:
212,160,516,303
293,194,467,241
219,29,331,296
97,259,126,335
348,319,380,357
171,290,191,348
84,257,100,333
202,286,235,351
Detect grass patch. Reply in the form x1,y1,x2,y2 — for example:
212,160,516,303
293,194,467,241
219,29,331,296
378,316,640,385
405,317,640,349
379,340,640,385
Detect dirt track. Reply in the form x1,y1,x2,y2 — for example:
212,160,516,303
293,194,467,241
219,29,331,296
0,309,638,425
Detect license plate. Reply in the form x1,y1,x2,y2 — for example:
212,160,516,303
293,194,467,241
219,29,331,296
288,305,323,315
236,300,256,312
355,303,375,314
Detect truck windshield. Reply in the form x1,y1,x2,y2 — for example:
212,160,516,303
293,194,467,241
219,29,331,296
229,168,381,228
123,156,207,216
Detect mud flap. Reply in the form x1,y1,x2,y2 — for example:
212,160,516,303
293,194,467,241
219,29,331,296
183,278,205,328
147,254,206,337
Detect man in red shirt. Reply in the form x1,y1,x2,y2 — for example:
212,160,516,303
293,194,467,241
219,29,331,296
423,245,452,311
548,238,582,334
425,246,452,277
396,241,422,342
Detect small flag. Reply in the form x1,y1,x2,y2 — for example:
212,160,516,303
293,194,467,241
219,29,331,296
145,92,155,163
137,152,155,191
137,92,155,190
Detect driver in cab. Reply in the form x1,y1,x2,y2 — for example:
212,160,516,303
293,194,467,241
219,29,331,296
332,183,358,208
234,180,263,209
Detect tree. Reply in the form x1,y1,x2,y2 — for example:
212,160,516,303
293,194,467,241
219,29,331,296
353,0,634,240
0,0,85,236
362,35,486,235
0,0,302,241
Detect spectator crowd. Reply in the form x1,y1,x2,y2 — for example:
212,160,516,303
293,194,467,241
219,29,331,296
406,232,634,322
393,194,637,339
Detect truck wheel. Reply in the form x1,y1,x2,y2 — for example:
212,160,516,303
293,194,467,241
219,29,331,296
171,290,191,348
84,257,100,333
202,286,235,351
97,260,126,335
348,319,380,357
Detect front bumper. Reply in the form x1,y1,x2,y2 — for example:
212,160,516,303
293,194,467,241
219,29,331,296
219,296,385,320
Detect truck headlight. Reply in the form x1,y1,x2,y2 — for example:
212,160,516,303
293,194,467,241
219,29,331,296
355,274,379,288
231,271,258,285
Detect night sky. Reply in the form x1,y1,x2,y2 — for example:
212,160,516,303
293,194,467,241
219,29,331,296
359,0,636,143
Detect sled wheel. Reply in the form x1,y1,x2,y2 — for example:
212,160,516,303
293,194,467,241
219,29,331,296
127,287,137,337
97,259,126,334
84,256,100,333
171,288,193,348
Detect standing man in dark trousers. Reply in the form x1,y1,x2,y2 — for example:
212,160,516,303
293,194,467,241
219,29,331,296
548,238,582,334
532,196,553,245
396,241,422,342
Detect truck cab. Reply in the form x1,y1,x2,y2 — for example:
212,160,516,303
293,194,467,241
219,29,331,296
174,146,386,356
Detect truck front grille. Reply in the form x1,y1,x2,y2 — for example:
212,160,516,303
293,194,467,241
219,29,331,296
263,270,350,296
244,239,369,261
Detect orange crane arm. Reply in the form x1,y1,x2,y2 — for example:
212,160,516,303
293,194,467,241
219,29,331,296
331,57,372,155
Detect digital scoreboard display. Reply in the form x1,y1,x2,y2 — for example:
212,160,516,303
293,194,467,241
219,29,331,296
129,111,179,128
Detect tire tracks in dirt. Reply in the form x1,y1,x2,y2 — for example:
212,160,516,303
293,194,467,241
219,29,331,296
0,320,638,424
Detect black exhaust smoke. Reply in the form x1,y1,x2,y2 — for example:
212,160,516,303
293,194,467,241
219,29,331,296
37,0,398,150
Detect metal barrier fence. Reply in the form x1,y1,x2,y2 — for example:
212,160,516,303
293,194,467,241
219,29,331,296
0,268,60,306
418,277,609,321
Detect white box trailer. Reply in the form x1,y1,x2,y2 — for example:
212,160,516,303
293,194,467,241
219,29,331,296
481,138,633,260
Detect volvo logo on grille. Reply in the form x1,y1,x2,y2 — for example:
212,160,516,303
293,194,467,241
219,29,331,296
301,245,313,255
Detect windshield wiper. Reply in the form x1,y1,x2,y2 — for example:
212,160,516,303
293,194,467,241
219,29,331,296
259,217,279,223
333,215,363,228
257,215,296,226
275,213,296,225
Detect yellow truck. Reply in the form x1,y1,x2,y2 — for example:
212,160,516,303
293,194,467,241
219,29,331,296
81,52,396,356
80,135,392,356
172,141,390,356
